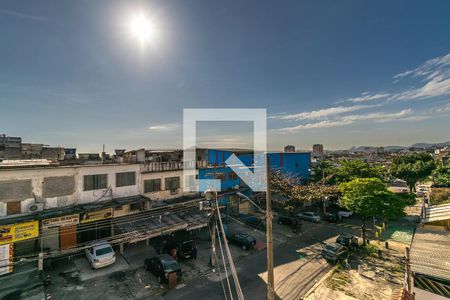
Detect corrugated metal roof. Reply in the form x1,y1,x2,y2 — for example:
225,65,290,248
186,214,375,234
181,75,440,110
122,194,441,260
410,226,450,280
424,203,450,223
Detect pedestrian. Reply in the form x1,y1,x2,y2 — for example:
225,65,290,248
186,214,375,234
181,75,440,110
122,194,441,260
170,248,177,260
191,245,198,260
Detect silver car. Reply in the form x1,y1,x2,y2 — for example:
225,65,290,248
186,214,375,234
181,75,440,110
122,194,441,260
297,212,321,223
85,241,116,269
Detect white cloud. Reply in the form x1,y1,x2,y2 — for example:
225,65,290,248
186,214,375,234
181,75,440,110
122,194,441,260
273,104,376,121
345,93,390,103
148,123,178,131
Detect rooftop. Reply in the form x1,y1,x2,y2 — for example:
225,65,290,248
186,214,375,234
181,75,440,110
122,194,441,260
410,226,450,281
424,203,450,223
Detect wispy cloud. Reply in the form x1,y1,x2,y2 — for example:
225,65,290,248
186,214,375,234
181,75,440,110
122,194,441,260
148,123,179,131
272,104,377,121
0,8,49,22
345,93,390,103
277,109,416,133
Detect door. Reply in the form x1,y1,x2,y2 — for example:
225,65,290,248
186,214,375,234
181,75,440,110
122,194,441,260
42,226,60,251
60,225,77,250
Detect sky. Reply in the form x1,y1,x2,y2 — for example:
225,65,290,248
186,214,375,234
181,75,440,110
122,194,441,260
1,0,450,152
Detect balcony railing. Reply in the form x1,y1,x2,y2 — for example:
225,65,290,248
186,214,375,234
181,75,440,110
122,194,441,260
140,160,210,173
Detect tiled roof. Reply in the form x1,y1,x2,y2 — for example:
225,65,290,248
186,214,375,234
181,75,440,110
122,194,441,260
410,226,450,280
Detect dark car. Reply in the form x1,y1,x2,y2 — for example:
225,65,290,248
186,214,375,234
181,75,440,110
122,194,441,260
227,233,256,250
145,254,181,283
321,243,349,263
336,234,358,249
239,214,265,230
277,216,302,226
325,213,340,223
161,237,194,260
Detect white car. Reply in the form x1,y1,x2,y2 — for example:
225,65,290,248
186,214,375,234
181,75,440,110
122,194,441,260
338,211,353,218
85,241,116,269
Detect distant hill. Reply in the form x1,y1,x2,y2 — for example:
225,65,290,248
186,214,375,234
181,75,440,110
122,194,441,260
345,140,450,152
410,141,450,149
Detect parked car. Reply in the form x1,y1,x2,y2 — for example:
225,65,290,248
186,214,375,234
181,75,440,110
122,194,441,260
297,212,321,223
321,243,349,263
85,241,116,269
239,214,265,230
336,234,358,249
277,215,302,226
227,233,256,250
163,237,194,260
145,254,182,283
338,210,353,218
325,212,340,223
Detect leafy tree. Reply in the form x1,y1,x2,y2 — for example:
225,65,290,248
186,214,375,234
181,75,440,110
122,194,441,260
332,160,386,184
339,178,413,243
390,153,436,192
432,163,450,186
271,171,339,211
311,160,335,183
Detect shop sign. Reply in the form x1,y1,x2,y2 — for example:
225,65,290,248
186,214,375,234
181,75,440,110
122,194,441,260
0,221,39,245
42,214,79,228
0,244,14,276
80,208,113,223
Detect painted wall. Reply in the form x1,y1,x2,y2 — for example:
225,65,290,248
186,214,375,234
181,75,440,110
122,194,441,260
268,152,311,180
198,167,240,192
141,170,196,200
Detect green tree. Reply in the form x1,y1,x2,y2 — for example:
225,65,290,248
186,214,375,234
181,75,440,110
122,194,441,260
339,178,413,243
432,163,450,186
390,153,436,192
329,159,385,184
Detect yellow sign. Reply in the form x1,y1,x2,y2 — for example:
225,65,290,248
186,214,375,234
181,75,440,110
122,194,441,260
0,221,39,245
80,208,113,223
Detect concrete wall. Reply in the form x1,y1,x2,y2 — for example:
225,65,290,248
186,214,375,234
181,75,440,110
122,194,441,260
141,170,185,200
0,164,141,216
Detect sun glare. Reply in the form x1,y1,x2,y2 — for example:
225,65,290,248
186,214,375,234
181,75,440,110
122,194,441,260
129,13,155,46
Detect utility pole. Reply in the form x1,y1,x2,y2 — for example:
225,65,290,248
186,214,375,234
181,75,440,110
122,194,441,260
266,155,275,300
405,246,412,293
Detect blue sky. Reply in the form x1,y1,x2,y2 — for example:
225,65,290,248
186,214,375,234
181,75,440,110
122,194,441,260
1,0,450,152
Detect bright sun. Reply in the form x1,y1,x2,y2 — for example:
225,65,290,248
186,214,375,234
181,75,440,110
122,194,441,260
129,13,155,46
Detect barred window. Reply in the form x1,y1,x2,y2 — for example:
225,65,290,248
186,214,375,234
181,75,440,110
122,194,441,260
83,174,108,191
116,172,136,187
165,177,180,191
144,179,161,193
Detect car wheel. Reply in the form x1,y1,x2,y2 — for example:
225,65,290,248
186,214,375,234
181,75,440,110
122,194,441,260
242,245,247,250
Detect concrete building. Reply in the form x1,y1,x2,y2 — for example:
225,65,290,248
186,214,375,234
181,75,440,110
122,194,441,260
0,135,21,159
312,144,324,158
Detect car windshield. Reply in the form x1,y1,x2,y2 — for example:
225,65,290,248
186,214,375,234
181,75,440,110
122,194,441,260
244,236,254,242
162,260,180,271
96,246,112,256
325,244,340,252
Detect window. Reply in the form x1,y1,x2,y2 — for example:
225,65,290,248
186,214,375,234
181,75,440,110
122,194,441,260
83,174,107,191
165,177,180,191
116,172,136,187
144,179,161,193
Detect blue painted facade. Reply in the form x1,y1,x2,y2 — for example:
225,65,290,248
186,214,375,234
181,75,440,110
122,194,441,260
199,149,311,192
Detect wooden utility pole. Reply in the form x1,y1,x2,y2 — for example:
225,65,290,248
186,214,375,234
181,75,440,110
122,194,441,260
266,155,275,300
405,246,412,293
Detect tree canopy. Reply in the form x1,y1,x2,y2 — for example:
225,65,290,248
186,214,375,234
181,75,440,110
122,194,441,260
389,152,435,192
432,163,450,186
313,159,385,184
339,177,414,242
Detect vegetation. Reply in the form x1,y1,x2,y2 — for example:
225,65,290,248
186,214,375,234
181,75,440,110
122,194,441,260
339,178,414,243
271,171,339,210
313,159,385,185
389,153,435,192
429,188,450,206
432,163,450,186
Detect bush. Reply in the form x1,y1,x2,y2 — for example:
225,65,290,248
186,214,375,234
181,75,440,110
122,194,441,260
429,188,450,206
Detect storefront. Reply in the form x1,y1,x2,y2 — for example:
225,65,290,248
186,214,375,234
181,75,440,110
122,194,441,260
41,214,79,252
77,208,113,243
